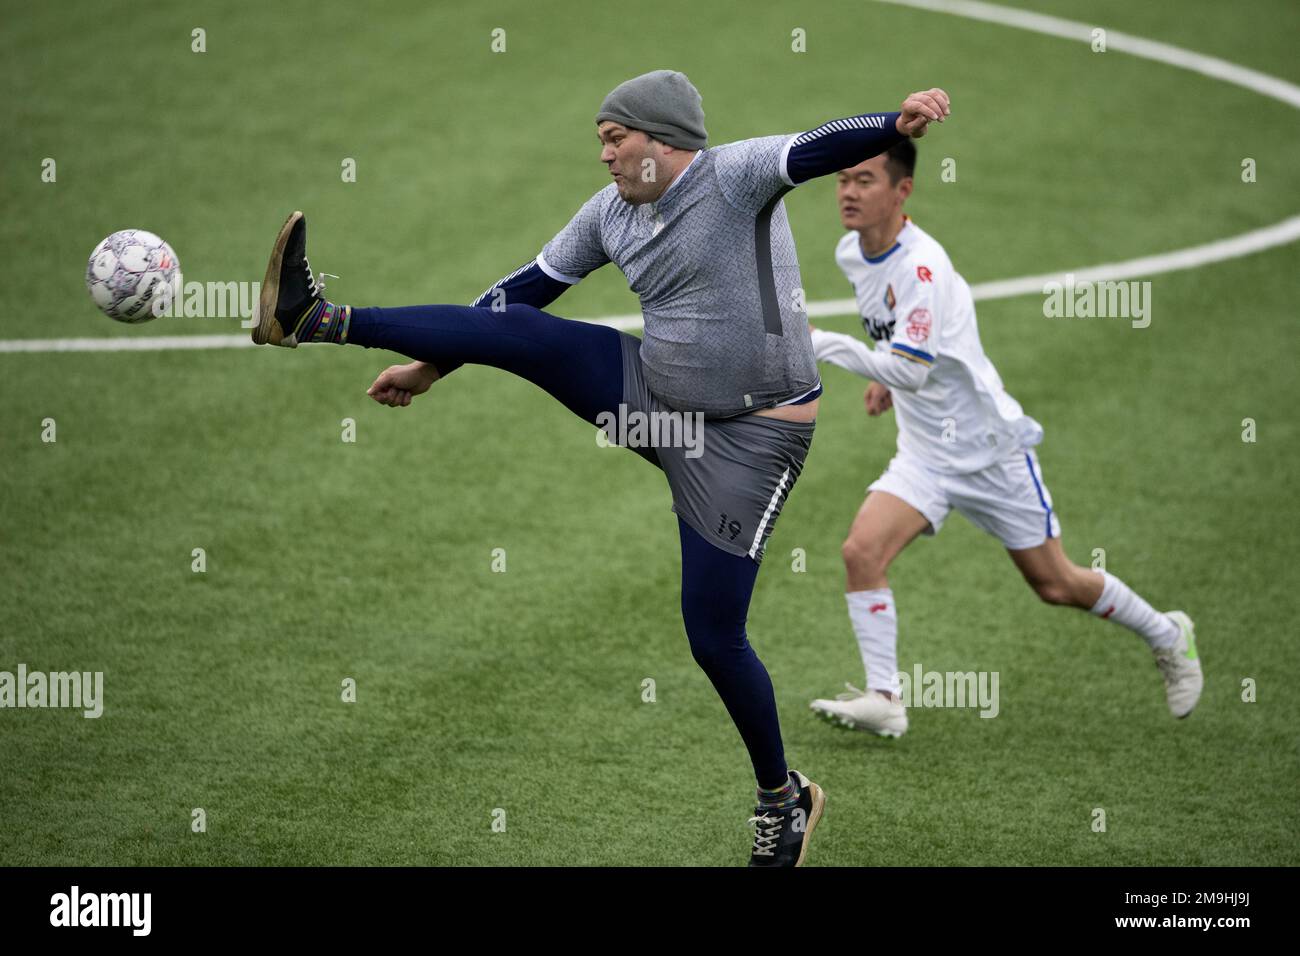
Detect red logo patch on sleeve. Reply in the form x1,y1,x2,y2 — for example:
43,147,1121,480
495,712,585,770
916,265,933,283
906,307,932,343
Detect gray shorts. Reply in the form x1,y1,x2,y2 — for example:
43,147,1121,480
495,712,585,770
612,333,815,562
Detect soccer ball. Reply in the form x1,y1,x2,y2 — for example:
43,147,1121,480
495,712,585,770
85,230,180,324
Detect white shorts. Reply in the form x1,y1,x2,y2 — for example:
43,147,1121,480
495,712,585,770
868,448,1061,551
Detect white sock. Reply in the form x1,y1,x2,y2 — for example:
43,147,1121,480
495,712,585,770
1090,571,1178,649
846,589,899,694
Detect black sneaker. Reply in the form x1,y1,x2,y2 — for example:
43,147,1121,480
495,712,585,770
253,211,322,347
748,769,826,868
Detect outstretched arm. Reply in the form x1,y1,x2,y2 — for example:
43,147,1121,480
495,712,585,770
785,88,950,185
807,243,945,396
809,328,931,391
713,89,950,216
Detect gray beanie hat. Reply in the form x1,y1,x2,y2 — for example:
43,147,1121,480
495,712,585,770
595,70,708,150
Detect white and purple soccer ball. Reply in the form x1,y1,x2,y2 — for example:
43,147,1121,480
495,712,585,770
85,230,180,324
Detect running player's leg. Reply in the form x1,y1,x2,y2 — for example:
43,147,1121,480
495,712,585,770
967,451,1202,717
1006,537,1202,716
997,461,1178,650
1008,536,1185,649
1005,537,1104,610
810,490,930,736
842,491,930,691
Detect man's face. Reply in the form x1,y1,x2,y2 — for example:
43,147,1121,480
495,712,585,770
836,154,911,231
599,121,666,205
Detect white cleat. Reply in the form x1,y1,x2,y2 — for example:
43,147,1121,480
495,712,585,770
810,684,908,737
1155,611,1203,718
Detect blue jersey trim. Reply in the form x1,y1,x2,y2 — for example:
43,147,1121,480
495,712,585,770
890,342,934,364
861,241,902,265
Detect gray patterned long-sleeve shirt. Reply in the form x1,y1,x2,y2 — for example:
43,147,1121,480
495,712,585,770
533,113,903,418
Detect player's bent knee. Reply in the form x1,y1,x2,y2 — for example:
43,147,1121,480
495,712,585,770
1031,578,1074,606
842,535,888,578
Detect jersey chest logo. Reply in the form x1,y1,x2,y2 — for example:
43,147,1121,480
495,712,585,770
860,283,897,341
861,314,895,342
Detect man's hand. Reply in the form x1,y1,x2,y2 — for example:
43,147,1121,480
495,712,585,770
865,382,893,416
896,88,950,138
367,361,440,407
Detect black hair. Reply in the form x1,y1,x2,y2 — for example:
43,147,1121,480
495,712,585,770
884,138,917,185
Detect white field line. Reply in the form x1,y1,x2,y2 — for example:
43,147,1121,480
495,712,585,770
4,0,1296,356
877,0,1300,108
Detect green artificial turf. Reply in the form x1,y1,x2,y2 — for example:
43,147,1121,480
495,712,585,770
1,0,1297,865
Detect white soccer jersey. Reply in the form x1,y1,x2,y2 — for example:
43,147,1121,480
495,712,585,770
810,218,1042,474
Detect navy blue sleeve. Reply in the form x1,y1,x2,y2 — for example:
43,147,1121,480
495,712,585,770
433,260,571,377
784,112,904,185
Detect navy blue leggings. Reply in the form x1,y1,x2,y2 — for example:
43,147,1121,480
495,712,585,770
350,303,789,788
677,517,787,787
350,303,624,424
